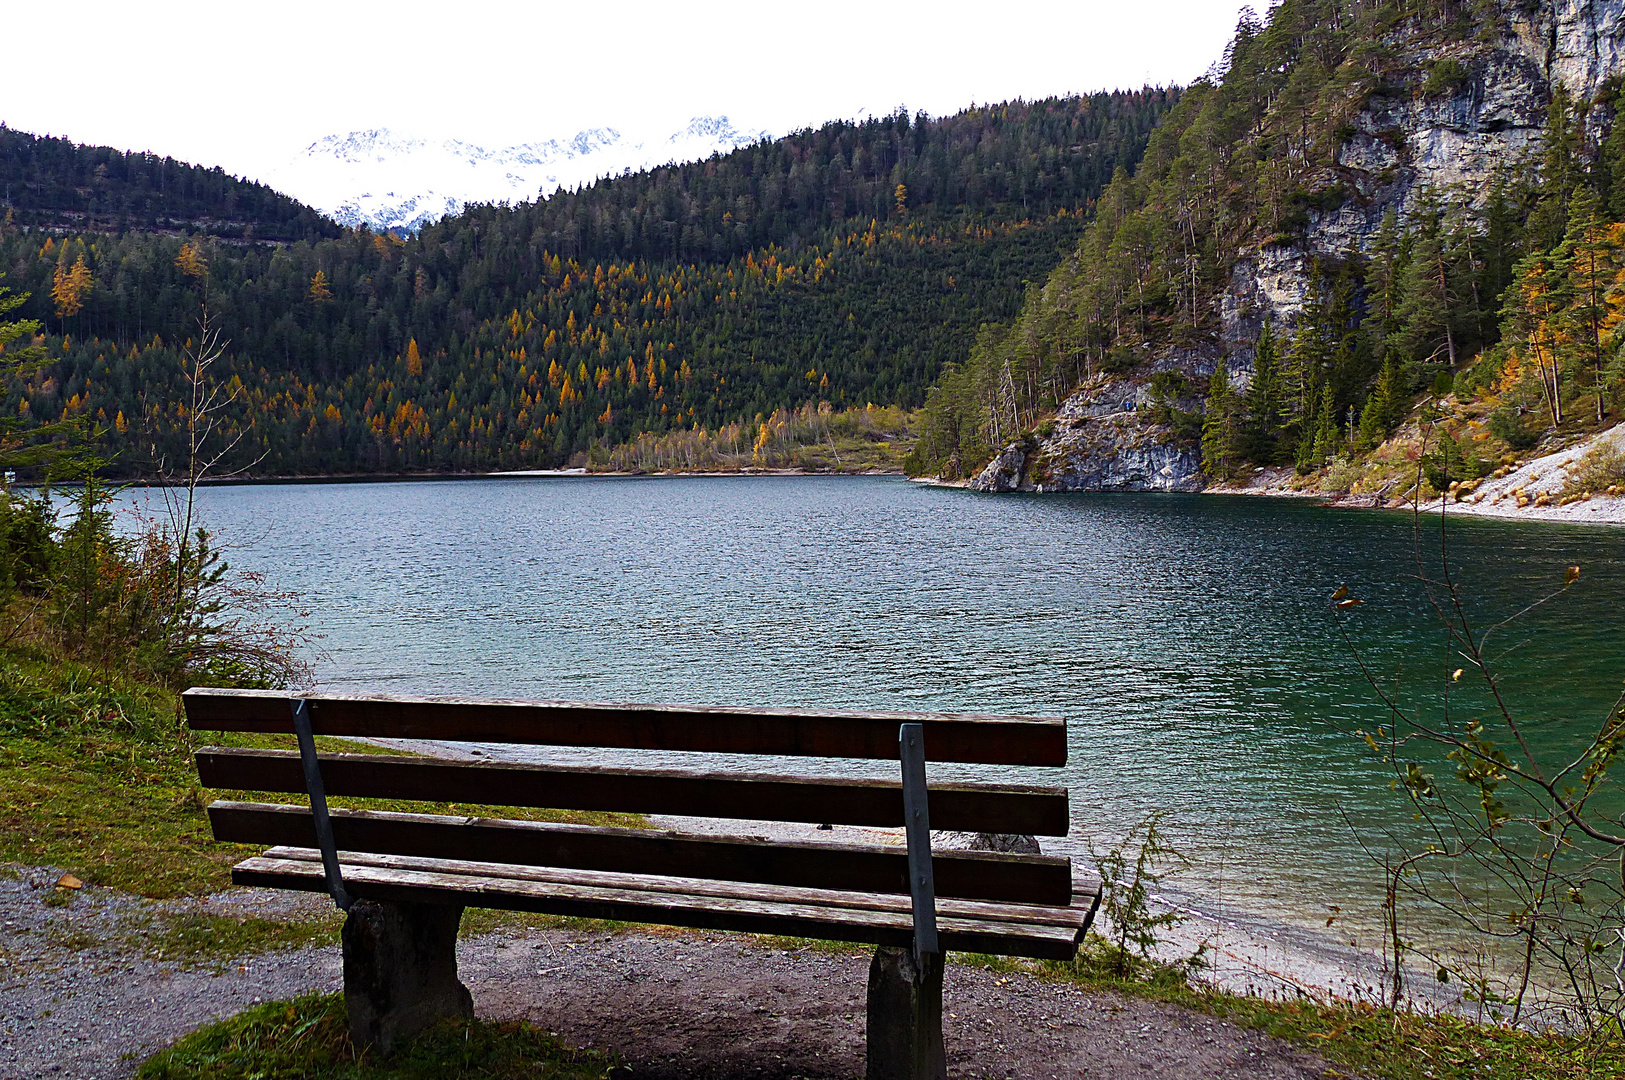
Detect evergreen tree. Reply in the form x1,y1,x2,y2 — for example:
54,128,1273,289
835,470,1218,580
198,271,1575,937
1559,187,1623,422
1310,381,1339,466
1243,320,1282,462
1356,353,1405,450
1392,200,1460,379
1201,358,1240,479
1501,250,1570,430
1528,85,1586,253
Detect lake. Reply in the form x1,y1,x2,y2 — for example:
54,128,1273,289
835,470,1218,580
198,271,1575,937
147,474,1625,948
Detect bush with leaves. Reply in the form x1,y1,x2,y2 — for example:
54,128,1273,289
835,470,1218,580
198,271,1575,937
1342,536,1625,1034
0,479,311,690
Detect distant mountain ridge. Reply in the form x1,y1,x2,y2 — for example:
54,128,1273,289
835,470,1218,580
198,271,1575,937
266,117,772,232
0,126,339,243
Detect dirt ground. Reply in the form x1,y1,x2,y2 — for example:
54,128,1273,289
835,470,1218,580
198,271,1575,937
0,866,1350,1080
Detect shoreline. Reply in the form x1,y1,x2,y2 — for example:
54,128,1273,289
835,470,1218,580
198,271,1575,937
75,466,908,488
86,457,1624,527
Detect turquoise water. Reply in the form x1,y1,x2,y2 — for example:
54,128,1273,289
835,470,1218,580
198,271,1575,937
150,475,1625,938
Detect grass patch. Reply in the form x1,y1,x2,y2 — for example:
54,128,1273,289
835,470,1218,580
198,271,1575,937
132,911,340,970
0,647,647,899
0,652,238,897
138,992,616,1079
457,909,635,939
750,934,873,957
1026,936,1625,1080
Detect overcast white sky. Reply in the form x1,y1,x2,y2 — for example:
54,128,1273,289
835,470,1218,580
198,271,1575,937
4,0,1257,185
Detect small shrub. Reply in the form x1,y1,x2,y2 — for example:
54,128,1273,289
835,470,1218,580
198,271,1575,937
1422,431,1492,490
1090,812,1192,980
1149,371,1190,400
1423,58,1470,96
1489,405,1540,450
1562,441,1625,497
1324,455,1364,493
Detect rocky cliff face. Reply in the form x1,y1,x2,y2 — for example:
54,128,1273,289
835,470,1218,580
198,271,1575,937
1233,1,1625,348
975,2,1625,495
972,374,1204,493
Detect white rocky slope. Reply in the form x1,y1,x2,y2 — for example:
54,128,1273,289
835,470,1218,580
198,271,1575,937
263,116,770,233
1430,422,1625,525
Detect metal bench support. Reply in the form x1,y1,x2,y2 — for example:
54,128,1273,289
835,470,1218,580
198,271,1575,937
866,723,946,1080
898,722,938,963
291,698,353,911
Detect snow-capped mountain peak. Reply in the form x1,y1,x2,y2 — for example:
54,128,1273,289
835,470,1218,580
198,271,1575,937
265,117,769,233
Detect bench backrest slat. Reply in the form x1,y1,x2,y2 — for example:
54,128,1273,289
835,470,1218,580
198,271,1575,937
183,689,1068,767
195,748,1071,836
208,802,1076,906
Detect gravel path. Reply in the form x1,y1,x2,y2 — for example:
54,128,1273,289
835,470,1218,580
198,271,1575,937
1,866,1350,1079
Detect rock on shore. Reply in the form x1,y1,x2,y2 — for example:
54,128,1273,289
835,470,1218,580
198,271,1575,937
972,374,1204,493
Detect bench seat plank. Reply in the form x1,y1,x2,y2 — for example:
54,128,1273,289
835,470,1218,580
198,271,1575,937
209,801,1076,906
184,688,1068,766
196,748,1071,835
259,845,1097,931
233,853,1094,960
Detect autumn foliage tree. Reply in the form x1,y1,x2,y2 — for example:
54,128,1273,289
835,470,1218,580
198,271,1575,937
51,253,92,321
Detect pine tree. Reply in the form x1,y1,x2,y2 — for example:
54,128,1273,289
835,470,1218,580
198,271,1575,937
1560,187,1622,422
1502,251,1569,430
1365,209,1408,348
1528,85,1585,252
1294,377,1322,474
1310,381,1339,466
1356,353,1405,450
1243,320,1282,463
1201,358,1240,479
1392,200,1458,375
1283,276,1333,444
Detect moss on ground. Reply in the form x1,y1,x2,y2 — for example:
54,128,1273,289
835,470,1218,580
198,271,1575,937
137,992,616,1079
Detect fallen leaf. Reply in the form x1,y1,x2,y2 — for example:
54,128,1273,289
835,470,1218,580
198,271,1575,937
1336,598,1364,609
1452,668,1463,682
55,874,82,890
1331,585,1349,601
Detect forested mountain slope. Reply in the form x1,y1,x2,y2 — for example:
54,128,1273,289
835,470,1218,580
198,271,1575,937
0,128,339,243
906,0,1625,499
0,92,1176,476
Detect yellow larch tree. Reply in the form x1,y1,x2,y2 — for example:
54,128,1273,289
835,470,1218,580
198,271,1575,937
309,270,333,303
52,255,93,319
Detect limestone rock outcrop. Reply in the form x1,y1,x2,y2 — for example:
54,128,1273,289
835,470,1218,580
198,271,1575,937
1231,2,1625,353
971,375,1204,493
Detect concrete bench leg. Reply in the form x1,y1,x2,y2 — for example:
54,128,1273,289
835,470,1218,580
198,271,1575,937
342,899,473,1056
866,946,947,1080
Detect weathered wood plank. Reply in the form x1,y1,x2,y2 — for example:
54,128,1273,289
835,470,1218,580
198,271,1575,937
208,802,1076,906
195,750,1072,836
232,856,1088,960
260,845,1093,930
183,688,1068,766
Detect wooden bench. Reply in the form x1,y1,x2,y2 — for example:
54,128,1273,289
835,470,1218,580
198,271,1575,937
184,688,1097,1080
